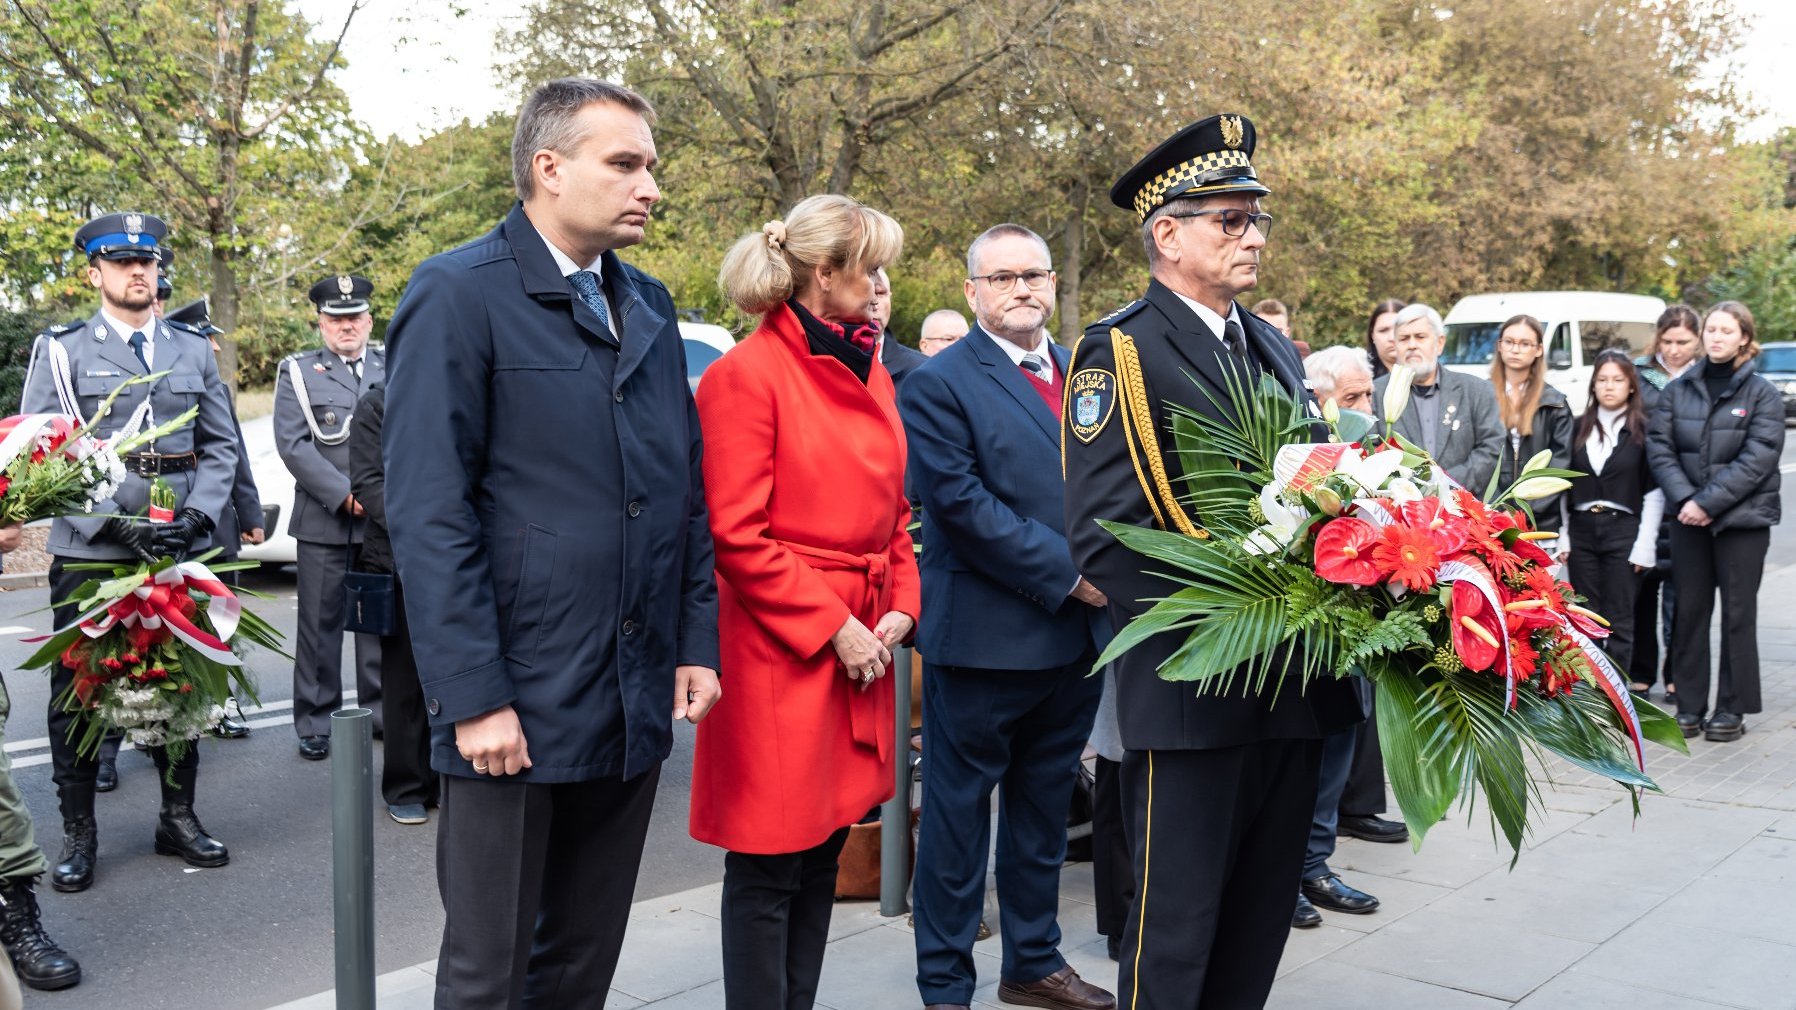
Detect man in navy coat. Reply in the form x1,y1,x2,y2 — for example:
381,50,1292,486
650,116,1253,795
382,78,721,1009
900,224,1114,1010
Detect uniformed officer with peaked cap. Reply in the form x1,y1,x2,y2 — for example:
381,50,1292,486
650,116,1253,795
274,274,384,761
1060,115,1362,1007
20,211,238,892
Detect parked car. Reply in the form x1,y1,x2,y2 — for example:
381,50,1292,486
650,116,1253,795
1438,291,1667,412
1755,342,1796,421
238,322,738,568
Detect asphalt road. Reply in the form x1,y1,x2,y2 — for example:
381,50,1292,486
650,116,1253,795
0,566,722,1009
5,437,1796,1008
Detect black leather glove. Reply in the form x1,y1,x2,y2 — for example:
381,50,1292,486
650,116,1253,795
149,508,215,560
100,517,157,562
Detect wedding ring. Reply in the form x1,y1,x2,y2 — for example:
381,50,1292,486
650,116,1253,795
473,762,489,773
862,667,876,682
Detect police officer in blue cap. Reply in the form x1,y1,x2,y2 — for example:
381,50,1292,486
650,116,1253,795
20,211,239,893
274,274,385,761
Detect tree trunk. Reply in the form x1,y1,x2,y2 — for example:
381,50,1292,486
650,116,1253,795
1056,175,1089,347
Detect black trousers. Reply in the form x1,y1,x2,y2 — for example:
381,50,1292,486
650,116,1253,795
1118,740,1322,1010
379,581,437,807
1090,756,1134,943
912,658,1101,1003
293,538,381,738
1568,508,1645,678
1670,524,1769,717
1629,566,1676,689
1338,687,1387,818
433,767,660,1010
47,561,196,819
720,827,851,1010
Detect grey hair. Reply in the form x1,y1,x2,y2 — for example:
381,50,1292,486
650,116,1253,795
967,223,1052,277
920,308,968,340
1392,302,1445,337
1140,197,1211,269
511,78,656,200
1302,345,1373,398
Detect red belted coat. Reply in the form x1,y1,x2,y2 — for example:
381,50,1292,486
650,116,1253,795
689,303,921,855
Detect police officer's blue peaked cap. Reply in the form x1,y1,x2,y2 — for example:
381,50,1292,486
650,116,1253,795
74,211,168,261
309,274,373,316
1110,113,1271,222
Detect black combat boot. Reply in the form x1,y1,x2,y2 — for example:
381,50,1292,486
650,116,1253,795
0,877,81,990
153,764,228,867
50,818,96,893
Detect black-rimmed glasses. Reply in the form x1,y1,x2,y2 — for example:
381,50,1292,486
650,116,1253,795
1166,208,1274,239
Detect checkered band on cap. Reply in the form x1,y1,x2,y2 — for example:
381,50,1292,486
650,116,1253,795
1131,149,1255,221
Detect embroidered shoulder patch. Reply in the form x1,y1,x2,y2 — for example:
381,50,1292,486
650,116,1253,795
1068,368,1117,443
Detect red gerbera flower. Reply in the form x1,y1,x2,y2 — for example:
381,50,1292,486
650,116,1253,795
1451,580,1503,671
1374,524,1442,591
1313,518,1382,586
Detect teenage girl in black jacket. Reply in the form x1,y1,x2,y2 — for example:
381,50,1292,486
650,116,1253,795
1645,301,1785,743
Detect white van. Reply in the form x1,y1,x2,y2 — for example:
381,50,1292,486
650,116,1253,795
1439,291,1666,412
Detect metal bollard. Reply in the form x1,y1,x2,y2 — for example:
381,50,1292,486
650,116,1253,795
330,707,376,1010
879,646,914,917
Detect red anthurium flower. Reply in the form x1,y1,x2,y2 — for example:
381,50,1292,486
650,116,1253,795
1375,524,1443,591
1313,518,1382,586
1450,580,1503,671
1399,498,1470,554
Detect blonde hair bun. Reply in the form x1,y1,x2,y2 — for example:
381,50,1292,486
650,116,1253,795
762,220,788,251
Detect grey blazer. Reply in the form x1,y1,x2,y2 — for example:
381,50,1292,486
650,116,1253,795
1374,366,1505,496
273,344,385,544
20,312,238,560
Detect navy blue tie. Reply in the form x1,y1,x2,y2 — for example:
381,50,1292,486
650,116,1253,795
128,331,148,370
568,270,612,332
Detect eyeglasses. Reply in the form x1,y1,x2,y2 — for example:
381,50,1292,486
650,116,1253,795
1498,339,1540,351
968,269,1054,293
1166,208,1274,239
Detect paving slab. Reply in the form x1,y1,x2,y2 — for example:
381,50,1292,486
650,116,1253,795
1569,923,1796,1010
1267,959,1509,1009
1331,903,1597,1001
1513,973,1739,1009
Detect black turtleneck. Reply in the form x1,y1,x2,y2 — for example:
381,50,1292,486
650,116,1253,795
1702,356,1733,403
789,299,873,385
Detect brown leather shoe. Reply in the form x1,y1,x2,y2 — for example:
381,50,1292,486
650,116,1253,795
997,965,1116,1010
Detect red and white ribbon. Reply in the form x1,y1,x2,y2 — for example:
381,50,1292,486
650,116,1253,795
72,561,241,666
0,413,93,472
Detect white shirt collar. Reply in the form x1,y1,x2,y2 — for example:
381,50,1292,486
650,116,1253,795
100,309,157,342
1169,291,1240,347
988,327,1056,380
539,233,604,279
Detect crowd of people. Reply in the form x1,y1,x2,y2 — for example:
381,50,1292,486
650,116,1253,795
0,74,1784,1010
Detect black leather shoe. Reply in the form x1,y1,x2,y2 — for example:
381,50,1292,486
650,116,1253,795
1292,892,1322,928
1704,712,1745,742
93,756,117,793
1337,814,1409,843
0,878,80,990
1302,872,1380,914
51,818,96,893
211,714,251,739
154,805,229,868
1676,713,1703,738
298,735,330,761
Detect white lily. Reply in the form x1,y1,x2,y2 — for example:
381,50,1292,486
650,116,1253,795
1245,483,1308,555
1383,363,1415,425
1521,448,1553,476
1512,476,1572,501
1322,397,1341,426
1334,448,1410,496
1386,476,1424,504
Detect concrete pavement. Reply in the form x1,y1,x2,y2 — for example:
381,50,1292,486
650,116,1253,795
269,567,1796,1010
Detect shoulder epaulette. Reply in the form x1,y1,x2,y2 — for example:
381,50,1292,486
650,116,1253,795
40,319,83,338
164,318,207,339
1091,298,1146,329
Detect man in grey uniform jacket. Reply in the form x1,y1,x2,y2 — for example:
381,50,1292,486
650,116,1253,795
274,274,386,761
20,212,237,892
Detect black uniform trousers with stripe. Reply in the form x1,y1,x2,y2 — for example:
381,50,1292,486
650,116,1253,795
1117,739,1322,1010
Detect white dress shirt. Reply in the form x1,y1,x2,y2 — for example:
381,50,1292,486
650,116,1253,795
1171,291,1241,351
992,328,1057,383
102,309,157,368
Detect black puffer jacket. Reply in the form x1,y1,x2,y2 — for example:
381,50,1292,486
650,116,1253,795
1496,385,1574,531
1645,358,1785,532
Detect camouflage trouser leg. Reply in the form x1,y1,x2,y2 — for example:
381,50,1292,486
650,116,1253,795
0,678,48,883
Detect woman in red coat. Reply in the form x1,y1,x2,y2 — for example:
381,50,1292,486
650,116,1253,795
692,193,919,1009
